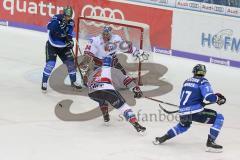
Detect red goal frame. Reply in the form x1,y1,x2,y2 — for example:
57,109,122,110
75,16,145,85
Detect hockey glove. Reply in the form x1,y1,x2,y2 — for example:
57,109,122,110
66,40,74,49
132,86,143,98
215,93,226,105
60,19,67,30
133,49,150,62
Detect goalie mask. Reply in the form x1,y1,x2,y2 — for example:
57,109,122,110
102,26,112,42
192,64,207,77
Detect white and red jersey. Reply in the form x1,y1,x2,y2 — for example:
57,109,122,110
84,34,136,67
87,66,136,93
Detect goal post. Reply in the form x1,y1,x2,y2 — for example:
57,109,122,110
75,16,151,85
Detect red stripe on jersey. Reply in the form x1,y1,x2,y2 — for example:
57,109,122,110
123,77,133,86
95,77,112,84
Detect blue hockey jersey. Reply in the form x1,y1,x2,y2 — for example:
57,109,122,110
179,77,217,115
47,14,74,48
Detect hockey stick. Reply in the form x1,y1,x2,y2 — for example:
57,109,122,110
159,103,179,114
66,38,85,87
74,39,90,87
70,47,84,84
64,28,85,87
145,96,213,114
71,44,85,82
75,38,83,56
158,102,213,114
144,96,179,107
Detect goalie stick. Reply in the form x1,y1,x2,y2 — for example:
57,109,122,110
64,28,85,87
71,48,84,84
72,39,85,86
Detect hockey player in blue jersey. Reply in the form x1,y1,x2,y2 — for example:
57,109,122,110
153,64,226,152
41,6,81,92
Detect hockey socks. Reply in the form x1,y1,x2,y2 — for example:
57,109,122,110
100,105,110,122
209,114,224,141
118,103,146,133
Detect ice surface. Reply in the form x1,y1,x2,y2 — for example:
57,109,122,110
0,26,240,160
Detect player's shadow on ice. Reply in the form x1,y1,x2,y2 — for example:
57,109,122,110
50,54,173,121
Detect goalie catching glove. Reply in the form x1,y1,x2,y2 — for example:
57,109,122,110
215,93,226,105
132,49,150,62
132,86,143,98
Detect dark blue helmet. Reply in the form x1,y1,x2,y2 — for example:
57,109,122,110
192,64,207,77
103,56,113,67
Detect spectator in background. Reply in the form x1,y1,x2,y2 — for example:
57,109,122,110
227,0,240,7
189,0,240,7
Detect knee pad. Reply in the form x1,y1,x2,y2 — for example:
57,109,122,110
213,113,224,129
210,113,224,140
90,97,107,107
175,123,190,134
108,93,125,109
64,60,76,74
44,61,56,76
99,101,108,107
167,123,190,138
65,60,76,82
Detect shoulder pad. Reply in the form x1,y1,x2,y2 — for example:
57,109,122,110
200,78,209,85
88,38,94,44
53,14,63,20
112,34,122,41
68,20,74,26
92,36,101,44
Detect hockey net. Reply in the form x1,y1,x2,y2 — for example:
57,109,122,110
75,16,151,85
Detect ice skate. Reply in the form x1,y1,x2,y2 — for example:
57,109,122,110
132,122,146,135
71,81,82,90
41,82,47,93
206,135,223,153
153,134,170,145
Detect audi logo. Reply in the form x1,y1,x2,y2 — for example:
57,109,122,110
81,5,125,30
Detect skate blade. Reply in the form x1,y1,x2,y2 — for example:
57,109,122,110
41,90,47,94
72,88,83,92
103,121,110,126
138,130,147,136
206,147,223,153
152,140,160,145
